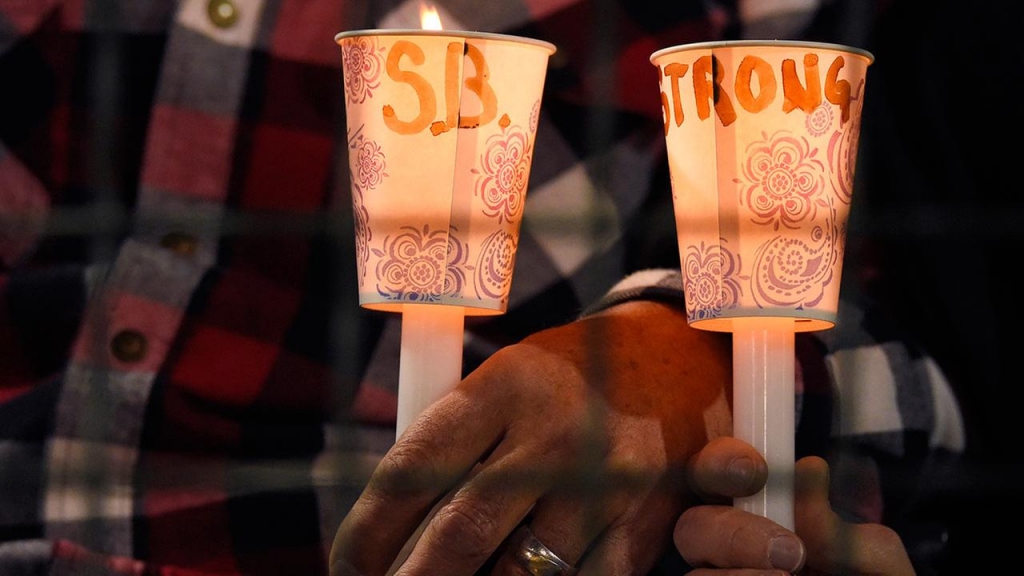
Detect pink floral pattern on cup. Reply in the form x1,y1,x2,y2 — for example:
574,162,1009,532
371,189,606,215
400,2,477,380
341,36,384,105
347,125,388,285
374,224,470,303
805,103,834,138
737,131,825,231
473,123,532,225
682,240,747,321
827,96,864,205
720,128,843,314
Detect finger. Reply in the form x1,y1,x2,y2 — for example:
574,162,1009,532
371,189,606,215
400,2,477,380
687,437,769,501
330,388,506,576
793,456,835,535
827,523,917,576
492,406,693,576
675,505,806,573
396,431,573,575
572,481,683,576
488,492,624,575
794,457,915,575
492,462,661,575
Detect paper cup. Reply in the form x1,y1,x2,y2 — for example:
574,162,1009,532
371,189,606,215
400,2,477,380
651,41,872,331
337,30,555,315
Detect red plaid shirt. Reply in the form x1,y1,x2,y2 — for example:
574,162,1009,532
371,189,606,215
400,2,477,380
0,0,964,574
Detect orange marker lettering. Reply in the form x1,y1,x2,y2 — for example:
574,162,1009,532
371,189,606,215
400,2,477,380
383,40,436,135
663,62,689,131
693,55,737,126
459,43,497,128
735,55,776,113
782,53,822,114
445,42,461,129
824,55,852,123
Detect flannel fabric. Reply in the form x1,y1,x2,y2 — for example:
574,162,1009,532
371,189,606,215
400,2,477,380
0,0,964,574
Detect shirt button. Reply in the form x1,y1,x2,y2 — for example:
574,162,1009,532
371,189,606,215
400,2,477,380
111,330,148,363
207,0,239,28
160,231,198,256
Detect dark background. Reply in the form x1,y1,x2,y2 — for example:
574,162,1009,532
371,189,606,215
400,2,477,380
822,0,1021,567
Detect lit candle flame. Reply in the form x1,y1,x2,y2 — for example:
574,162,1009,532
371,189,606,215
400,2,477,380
419,3,442,30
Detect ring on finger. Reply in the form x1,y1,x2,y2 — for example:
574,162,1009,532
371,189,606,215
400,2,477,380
512,525,578,576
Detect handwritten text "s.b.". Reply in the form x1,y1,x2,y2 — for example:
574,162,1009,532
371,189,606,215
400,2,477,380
383,40,498,136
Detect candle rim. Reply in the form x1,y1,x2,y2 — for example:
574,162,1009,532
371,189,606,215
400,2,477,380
335,28,556,54
650,39,873,65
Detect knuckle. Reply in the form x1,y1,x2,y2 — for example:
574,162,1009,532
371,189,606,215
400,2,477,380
370,438,445,498
430,496,503,562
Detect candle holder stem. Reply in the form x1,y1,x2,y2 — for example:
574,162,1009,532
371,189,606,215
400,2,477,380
732,316,795,531
397,303,465,440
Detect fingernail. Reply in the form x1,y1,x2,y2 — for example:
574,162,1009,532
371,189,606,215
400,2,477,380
727,457,757,491
768,535,805,573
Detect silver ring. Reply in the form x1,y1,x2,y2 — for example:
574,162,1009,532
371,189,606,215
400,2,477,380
512,525,577,576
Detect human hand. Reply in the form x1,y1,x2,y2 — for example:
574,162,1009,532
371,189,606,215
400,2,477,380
329,300,733,576
676,437,916,576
